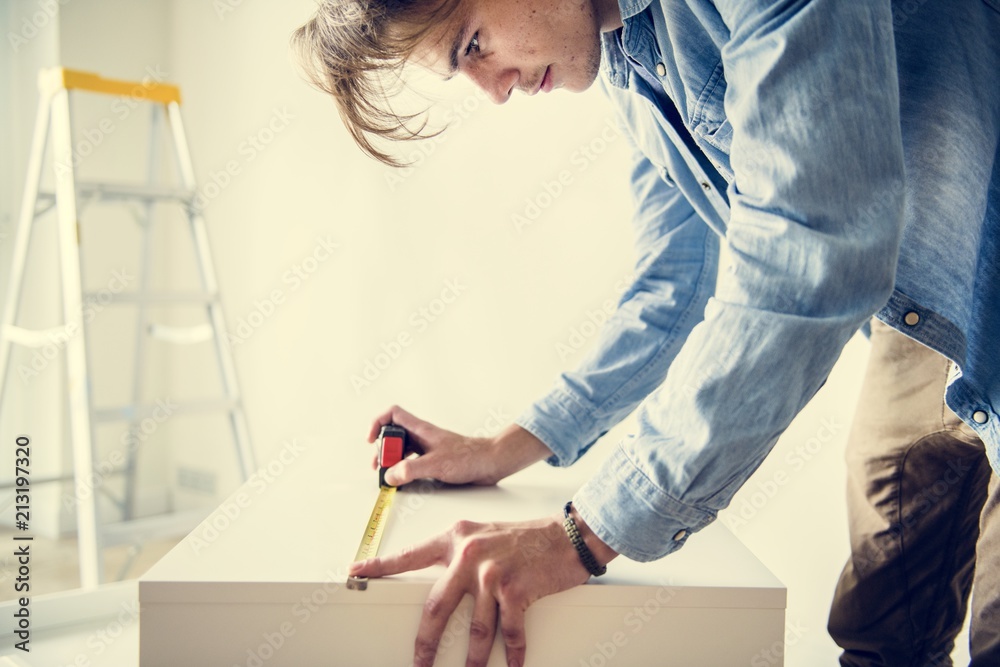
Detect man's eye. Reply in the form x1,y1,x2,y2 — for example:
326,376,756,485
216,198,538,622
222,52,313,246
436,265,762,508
464,32,480,57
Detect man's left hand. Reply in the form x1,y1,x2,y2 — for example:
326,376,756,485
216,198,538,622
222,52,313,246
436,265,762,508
347,509,617,667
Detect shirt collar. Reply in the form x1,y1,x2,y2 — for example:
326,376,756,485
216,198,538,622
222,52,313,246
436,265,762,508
617,0,653,21
600,30,629,89
601,0,654,89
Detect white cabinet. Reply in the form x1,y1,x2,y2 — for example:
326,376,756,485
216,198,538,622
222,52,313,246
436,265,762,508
140,446,785,665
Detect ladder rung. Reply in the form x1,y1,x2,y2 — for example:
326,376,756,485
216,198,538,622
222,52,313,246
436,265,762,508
33,199,57,218
0,473,76,490
3,323,76,348
93,398,239,423
38,181,195,204
82,291,217,305
148,323,214,344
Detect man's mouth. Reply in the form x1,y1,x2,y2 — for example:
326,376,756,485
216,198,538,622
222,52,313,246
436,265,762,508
540,66,554,93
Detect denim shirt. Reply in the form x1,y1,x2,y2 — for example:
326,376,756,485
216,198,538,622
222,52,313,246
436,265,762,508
514,0,1000,562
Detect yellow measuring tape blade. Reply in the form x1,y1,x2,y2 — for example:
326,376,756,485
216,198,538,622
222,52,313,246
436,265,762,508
346,486,396,591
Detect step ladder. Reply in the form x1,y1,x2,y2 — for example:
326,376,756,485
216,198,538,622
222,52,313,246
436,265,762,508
0,68,256,588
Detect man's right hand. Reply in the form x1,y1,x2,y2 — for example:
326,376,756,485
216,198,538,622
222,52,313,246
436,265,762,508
367,405,552,487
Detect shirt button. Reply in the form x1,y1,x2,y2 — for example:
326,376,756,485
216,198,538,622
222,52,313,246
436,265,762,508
904,311,920,326
655,62,666,77
673,529,687,541
973,411,989,424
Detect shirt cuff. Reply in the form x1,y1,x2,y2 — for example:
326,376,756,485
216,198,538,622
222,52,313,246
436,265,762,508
514,384,600,468
572,437,717,562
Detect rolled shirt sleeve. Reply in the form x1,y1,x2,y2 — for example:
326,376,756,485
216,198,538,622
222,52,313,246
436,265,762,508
574,0,907,561
515,116,720,468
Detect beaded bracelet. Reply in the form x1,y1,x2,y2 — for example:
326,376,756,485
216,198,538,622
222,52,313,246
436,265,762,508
563,502,607,577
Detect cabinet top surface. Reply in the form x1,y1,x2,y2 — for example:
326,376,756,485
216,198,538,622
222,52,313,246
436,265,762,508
141,443,784,608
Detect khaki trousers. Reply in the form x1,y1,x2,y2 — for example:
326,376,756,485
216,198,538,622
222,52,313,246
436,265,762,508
828,319,1000,666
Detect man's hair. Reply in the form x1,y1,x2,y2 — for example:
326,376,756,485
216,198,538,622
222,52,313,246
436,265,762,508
290,0,462,167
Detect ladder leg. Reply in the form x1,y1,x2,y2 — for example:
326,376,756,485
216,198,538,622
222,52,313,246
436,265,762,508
188,213,256,480
0,90,54,406
51,89,103,587
166,102,256,480
122,104,162,523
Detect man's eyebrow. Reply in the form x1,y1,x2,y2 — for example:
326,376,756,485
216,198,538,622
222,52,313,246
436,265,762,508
444,19,470,81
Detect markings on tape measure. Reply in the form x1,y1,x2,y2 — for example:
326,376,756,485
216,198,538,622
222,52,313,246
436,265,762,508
346,486,396,591
354,486,395,563
347,423,406,591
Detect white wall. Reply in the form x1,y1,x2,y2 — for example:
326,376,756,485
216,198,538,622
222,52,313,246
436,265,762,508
1,0,68,538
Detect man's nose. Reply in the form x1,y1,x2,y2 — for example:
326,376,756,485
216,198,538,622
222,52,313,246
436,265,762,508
466,64,518,104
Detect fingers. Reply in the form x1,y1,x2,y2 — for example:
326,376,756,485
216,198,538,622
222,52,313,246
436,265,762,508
368,404,438,449
367,406,398,443
348,532,449,578
413,572,468,667
367,404,418,442
383,455,433,487
465,592,498,667
498,600,527,667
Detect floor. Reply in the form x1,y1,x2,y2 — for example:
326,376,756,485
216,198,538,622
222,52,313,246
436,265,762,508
0,530,180,667
0,528,180,602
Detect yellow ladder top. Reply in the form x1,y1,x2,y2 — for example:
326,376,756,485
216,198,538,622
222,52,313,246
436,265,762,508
38,67,182,105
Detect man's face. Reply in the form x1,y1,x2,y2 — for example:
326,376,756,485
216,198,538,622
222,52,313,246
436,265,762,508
414,0,608,104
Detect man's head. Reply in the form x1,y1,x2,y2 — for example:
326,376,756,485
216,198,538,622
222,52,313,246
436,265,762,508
291,0,621,166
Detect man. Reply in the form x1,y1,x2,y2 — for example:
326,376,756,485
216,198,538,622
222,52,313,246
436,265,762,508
292,1,1000,665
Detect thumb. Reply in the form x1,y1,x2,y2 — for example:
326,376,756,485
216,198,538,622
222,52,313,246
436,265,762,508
383,457,430,487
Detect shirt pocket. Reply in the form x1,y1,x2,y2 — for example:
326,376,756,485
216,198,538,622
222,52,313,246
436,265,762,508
690,59,727,129
656,164,677,188
697,118,733,155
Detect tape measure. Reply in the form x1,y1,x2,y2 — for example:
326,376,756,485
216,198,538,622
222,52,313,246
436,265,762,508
346,424,407,591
